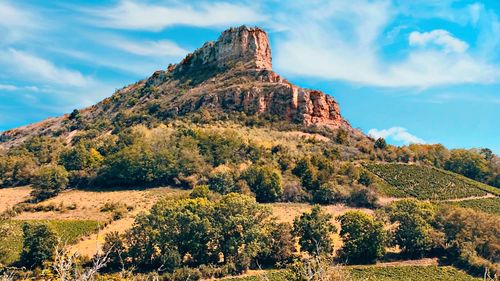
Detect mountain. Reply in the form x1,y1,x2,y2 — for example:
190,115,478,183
0,26,357,148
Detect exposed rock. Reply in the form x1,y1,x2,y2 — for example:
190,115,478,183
0,25,356,149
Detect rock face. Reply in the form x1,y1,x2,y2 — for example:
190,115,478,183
167,25,349,129
0,26,353,148
174,26,272,74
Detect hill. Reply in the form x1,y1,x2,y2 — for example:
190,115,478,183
0,26,498,280
0,26,360,149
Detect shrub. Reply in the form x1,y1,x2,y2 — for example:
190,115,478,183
190,185,211,199
258,222,295,266
312,183,342,204
386,199,442,258
337,211,386,264
346,185,378,208
31,164,69,201
242,165,283,203
435,206,500,275
293,206,336,255
20,223,57,269
107,194,277,274
207,166,237,194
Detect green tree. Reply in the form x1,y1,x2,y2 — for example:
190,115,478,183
444,149,489,182
337,211,386,264
242,165,283,202
20,223,57,269
293,158,319,190
293,206,336,255
111,193,275,274
374,138,387,149
60,143,103,171
31,164,69,201
387,199,440,258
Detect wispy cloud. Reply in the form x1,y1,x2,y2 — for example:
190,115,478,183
83,0,266,31
0,49,91,87
105,38,188,57
368,127,426,144
272,0,500,88
0,84,39,92
409,29,469,53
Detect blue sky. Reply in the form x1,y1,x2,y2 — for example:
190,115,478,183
1,0,499,152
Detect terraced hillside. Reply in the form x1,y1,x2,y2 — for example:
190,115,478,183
364,163,497,200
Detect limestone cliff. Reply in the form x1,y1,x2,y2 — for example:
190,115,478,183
0,26,354,148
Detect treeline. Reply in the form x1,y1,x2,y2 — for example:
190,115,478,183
0,123,497,205
6,193,498,279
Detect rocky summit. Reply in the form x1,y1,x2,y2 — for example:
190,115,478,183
0,26,353,147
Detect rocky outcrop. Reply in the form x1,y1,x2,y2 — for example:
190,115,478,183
173,26,272,75
0,26,354,149
165,25,350,129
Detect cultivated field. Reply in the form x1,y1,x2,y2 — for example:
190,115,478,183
364,163,492,200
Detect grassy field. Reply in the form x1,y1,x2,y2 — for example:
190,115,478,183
348,265,481,281
364,163,490,200
0,219,100,265
443,197,500,215
225,266,481,281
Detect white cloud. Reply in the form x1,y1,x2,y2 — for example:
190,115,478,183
0,1,41,44
0,49,90,87
272,0,500,88
368,127,425,145
84,0,265,31
106,38,188,57
409,29,469,53
0,84,40,91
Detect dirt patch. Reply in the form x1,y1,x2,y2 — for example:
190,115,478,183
0,186,32,214
13,187,188,221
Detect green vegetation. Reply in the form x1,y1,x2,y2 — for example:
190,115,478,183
19,223,57,268
103,193,294,275
0,219,100,265
364,163,488,199
385,199,440,258
292,205,336,255
446,197,500,215
224,266,482,281
337,211,387,264
31,164,69,201
349,265,481,281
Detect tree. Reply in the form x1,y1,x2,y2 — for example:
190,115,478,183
31,164,69,201
242,165,283,202
337,211,386,264
60,143,103,171
374,138,387,149
20,223,57,269
387,199,441,258
68,109,81,121
293,206,336,255
293,158,319,190
444,149,489,182
109,194,276,274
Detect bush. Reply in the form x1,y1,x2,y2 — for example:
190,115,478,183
106,194,278,274
386,199,442,258
31,164,69,201
293,206,336,255
435,206,500,275
337,211,386,264
19,223,57,269
207,166,237,194
312,183,342,204
346,185,378,208
242,165,283,203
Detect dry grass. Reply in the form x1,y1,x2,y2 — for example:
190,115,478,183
13,187,188,221
268,202,374,251
0,186,32,214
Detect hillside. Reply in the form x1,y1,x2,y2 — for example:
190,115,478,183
0,26,359,149
0,26,498,280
